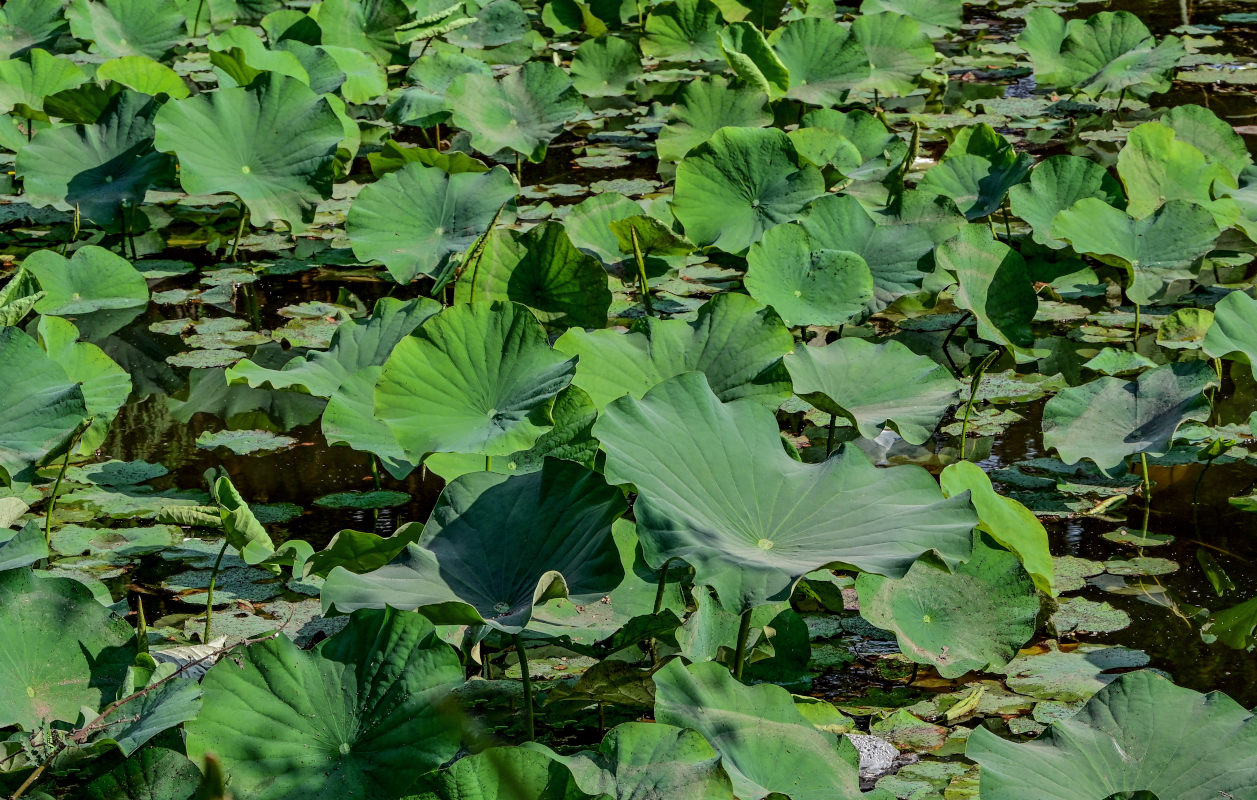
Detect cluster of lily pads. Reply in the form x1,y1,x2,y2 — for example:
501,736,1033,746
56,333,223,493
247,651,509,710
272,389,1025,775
3,0,1257,797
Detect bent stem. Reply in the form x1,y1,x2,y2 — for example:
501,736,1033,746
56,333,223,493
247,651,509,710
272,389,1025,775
941,310,973,379
960,351,999,460
202,540,230,642
1132,302,1142,349
514,633,535,739
629,225,653,317
230,203,248,262
733,608,752,680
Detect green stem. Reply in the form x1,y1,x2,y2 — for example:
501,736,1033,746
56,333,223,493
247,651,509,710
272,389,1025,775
516,154,523,184
733,609,753,680
959,400,974,461
630,226,653,317
1001,197,1013,240
652,557,675,616
1193,456,1215,507
192,0,206,37
1132,303,1141,349
434,123,441,149
486,454,493,472
230,203,248,262
899,122,920,182
960,351,998,461
370,455,381,491
1139,452,1152,534
514,633,535,740
825,413,837,457
203,540,230,642
44,445,73,548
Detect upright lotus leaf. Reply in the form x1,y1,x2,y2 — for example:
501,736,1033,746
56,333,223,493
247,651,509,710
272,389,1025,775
940,461,1054,595
656,76,772,163
1161,104,1253,180
554,292,793,410
426,746,588,800
386,51,491,128
347,161,518,284
968,670,1257,800
17,90,174,229
857,534,1039,678
653,659,863,800
323,367,418,479
641,0,721,62
562,192,648,268
935,226,1037,349
791,108,906,182
1203,596,1257,651
1015,7,1072,87
719,22,789,100
375,302,577,461
153,72,343,233
322,460,625,633
185,609,464,800
319,44,388,103
318,0,411,65
1009,155,1125,249
206,467,274,564
1042,362,1218,474
0,327,87,482
36,316,131,456
850,11,935,97
66,0,185,60
1117,122,1236,225
1060,11,1184,98
744,224,874,327
800,193,935,312
25,246,149,316
0,48,88,120
449,62,585,163
1052,199,1220,305
785,338,961,445
454,222,611,329
229,297,441,398
860,0,960,37
571,35,642,97
1204,290,1257,379
0,568,137,729
918,150,1032,222
607,215,694,271
768,17,866,107
206,26,311,87
96,55,190,98
672,126,824,253
594,372,977,612
0,0,68,59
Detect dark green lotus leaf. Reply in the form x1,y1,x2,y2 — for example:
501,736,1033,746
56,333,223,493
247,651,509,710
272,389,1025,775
919,152,1032,222
0,326,88,482
744,225,873,327
719,22,788,99
206,467,274,565
850,11,935,97
656,76,772,163
153,72,342,233
185,608,463,800
347,161,517,285
367,139,489,178
785,338,960,445
0,0,68,59
0,568,137,728
322,460,625,634
323,367,417,479
17,90,173,229
1156,307,1213,350
562,192,648,268
653,659,863,800
1117,122,1236,225
799,193,935,312
420,746,588,800
0,48,88,120
594,372,976,612
449,62,585,163
67,0,185,60
857,533,1039,678
555,292,793,410
607,215,694,271
318,0,411,65
791,109,906,182
768,17,866,106
306,523,425,579
314,490,410,510
1204,290,1257,379
1042,362,1218,474
1202,596,1257,651
1009,155,1125,249
1051,199,1220,305
935,225,1037,349
93,662,204,757
968,670,1257,800
79,746,202,800
386,51,492,128
672,126,824,253
860,0,960,37
1161,104,1252,179
375,302,577,461
455,221,611,329
36,315,131,456
1062,11,1184,99
641,0,721,62
571,35,642,97
445,0,528,49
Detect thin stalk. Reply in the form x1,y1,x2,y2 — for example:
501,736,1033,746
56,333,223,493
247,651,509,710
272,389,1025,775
434,123,441,148
516,154,523,183
122,204,138,260
514,633,535,739
825,413,837,457
1116,87,1127,121
899,122,920,182
1193,455,1215,508
941,310,973,379
959,351,999,460
629,225,653,317
486,454,493,472
1132,303,1141,348
370,454,382,490
136,596,148,653
650,557,675,665
44,445,74,548
1001,198,1013,240
230,203,248,262
192,0,206,37
1139,452,1152,534
733,609,752,680
202,540,230,642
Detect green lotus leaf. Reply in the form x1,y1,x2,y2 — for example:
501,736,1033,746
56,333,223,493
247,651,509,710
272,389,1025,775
656,76,772,163
857,533,1039,678
563,192,649,268
799,193,935,312
229,297,441,398
26,245,149,316
935,225,1037,348
1009,155,1125,249
641,0,722,62
419,746,588,800
1042,362,1218,474
652,659,863,800
67,0,185,60
1202,596,1257,651
1015,7,1073,86
306,522,425,578
672,126,824,253
555,292,793,410
792,108,906,182
206,26,311,87
318,0,411,65
195,429,296,455
0,269,43,327
0,327,87,482
322,460,625,633
368,139,490,177
0,568,137,728
768,17,866,107
0,0,68,59
968,670,1257,800
386,51,492,128
455,221,612,329
571,35,642,97
96,55,190,98
850,11,935,97
36,315,131,456
0,48,88,120
375,301,577,461
744,225,873,327
449,62,585,163
185,608,464,800
1161,104,1252,179
347,161,517,284
719,22,789,100
1117,122,1236,225
1051,199,1220,305
17,90,174,229
153,72,343,233
93,661,204,757
319,44,387,103
919,151,1032,221
1156,307,1213,350
206,467,274,564
1062,11,1184,99
444,0,528,49
79,746,202,800
607,214,694,268
860,0,960,37
323,368,417,479
1204,290,1257,378
785,338,961,445
594,371,976,612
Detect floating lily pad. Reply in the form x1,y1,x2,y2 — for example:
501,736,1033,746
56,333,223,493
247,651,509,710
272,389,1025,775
195,429,298,455
312,490,411,510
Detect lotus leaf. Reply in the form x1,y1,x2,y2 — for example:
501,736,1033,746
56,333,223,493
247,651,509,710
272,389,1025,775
0,568,137,728
641,0,721,62
850,11,935,97
1156,307,1213,350
919,127,1032,221
0,48,88,120
185,608,464,800
322,460,624,633
96,55,189,98
25,246,149,334
386,51,491,128
153,72,343,232
66,0,185,60
935,225,1037,348
0,326,88,482
318,0,412,65
0,0,68,59
594,372,976,612
449,62,585,162
323,367,416,478
1161,104,1252,179
419,746,587,800
768,17,866,107
968,670,1257,800
367,139,490,177
36,315,131,456
744,224,873,327
1203,596,1257,651
306,523,425,578
571,35,642,97
319,44,388,103
1117,122,1236,225
1204,290,1257,378
0,522,49,570
719,22,789,100
206,468,274,564
785,338,961,445
445,0,528,49
860,0,960,37
562,192,649,268
79,746,202,800
1042,362,1218,474
656,76,772,163
792,108,906,181
1009,155,1125,249
672,126,824,253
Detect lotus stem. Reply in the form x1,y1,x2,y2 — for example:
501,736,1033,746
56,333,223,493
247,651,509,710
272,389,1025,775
825,413,837,457
136,597,148,653
203,540,230,642
1139,452,1152,534
941,310,973,379
1116,87,1127,121
44,444,73,549
486,454,493,472
514,633,535,739
516,154,523,183
629,225,653,317
434,123,442,149
733,609,753,680
1132,302,1142,347
192,0,206,37
652,557,675,616
1001,198,1013,240
899,122,920,182
1193,454,1216,508
230,203,248,262
370,454,381,490
960,351,998,461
